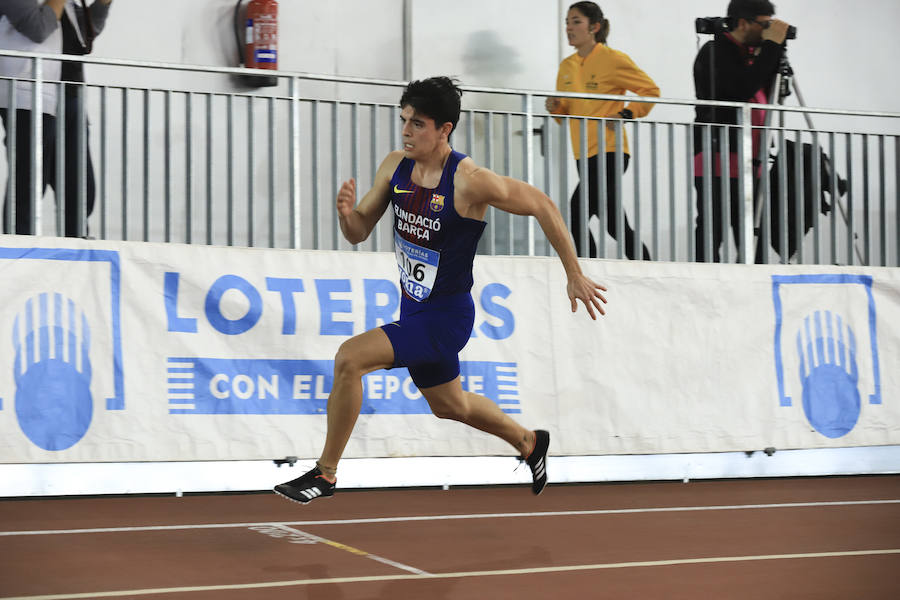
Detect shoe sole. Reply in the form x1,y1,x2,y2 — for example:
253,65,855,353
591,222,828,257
273,488,334,505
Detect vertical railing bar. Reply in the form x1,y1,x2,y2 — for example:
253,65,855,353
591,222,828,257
862,133,870,265
810,130,821,264
631,120,642,260
877,134,886,266
184,92,193,244
370,104,379,252
311,100,319,249
614,119,624,260
30,57,43,235
778,128,789,264
247,95,255,247
5,83,16,233
667,123,676,261
290,77,301,249
226,93,234,246
894,136,899,267
99,86,108,239
650,121,658,260
121,88,129,241
558,115,568,258
142,88,150,242
845,132,854,265
685,123,695,262
205,92,213,245
351,102,360,251
578,118,589,257
792,128,803,264
759,125,771,264
164,90,171,243
718,126,729,263
466,109,475,159
701,124,712,262
56,85,65,236
76,83,88,238
738,105,753,265
542,114,553,256
504,112,513,254
829,131,838,265
267,96,275,248
523,93,535,256
485,112,496,254
332,100,341,250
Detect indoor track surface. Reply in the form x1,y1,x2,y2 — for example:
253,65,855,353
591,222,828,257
1,475,899,599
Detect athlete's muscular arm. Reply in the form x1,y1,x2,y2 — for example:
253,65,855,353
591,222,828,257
336,152,402,245
455,164,608,319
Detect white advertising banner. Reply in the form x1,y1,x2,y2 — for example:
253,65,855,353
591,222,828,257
0,235,897,463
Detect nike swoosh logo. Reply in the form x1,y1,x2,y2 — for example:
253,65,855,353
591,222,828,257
394,185,414,194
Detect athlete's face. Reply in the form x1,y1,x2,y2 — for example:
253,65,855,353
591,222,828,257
400,105,450,158
565,8,596,49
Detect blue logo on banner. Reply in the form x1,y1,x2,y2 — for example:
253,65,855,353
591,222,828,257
0,248,124,451
167,357,519,415
772,274,881,438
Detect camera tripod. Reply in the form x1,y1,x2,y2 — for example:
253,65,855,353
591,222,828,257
752,52,861,264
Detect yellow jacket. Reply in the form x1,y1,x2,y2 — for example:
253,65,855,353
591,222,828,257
551,43,660,158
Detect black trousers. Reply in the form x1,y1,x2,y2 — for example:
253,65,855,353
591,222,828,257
570,152,649,260
1,98,96,237
693,175,763,263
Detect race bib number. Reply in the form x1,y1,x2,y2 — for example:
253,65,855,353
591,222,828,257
394,231,439,301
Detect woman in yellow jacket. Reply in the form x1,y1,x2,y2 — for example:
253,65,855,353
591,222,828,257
546,2,659,259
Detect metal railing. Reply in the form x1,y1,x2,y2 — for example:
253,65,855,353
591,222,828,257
1,50,898,266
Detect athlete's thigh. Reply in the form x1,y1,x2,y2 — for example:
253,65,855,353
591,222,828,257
336,327,396,374
419,375,466,414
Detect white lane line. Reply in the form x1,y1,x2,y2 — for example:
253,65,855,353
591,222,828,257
1,499,897,537
1,549,898,600
275,525,431,576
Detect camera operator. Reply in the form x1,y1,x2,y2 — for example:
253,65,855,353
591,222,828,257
692,0,791,263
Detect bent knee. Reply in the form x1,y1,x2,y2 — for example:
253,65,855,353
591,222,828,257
429,398,469,422
333,342,365,379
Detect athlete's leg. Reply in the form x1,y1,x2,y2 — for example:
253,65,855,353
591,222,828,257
318,327,395,475
419,376,535,457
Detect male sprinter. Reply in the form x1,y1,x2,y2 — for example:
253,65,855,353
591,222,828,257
275,76,607,504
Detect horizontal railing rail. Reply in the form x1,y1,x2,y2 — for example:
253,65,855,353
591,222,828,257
1,50,897,266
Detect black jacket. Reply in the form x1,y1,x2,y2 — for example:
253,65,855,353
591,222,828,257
693,32,784,151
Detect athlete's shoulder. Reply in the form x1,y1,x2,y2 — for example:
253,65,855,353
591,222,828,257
454,157,504,199
374,150,407,182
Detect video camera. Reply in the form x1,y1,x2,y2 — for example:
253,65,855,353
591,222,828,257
695,16,796,39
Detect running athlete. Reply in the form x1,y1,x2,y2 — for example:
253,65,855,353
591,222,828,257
275,76,607,504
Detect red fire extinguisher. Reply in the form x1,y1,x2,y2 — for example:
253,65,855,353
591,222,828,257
244,0,278,70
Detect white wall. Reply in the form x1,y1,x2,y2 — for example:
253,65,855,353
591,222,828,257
86,0,900,123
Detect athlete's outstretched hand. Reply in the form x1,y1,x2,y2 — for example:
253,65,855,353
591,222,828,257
336,178,357,218
567,274,607,319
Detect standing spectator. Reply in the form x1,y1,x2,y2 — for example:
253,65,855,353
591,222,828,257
59,0,112,238
0,0,111,237
546,1,659,260
692,0,790,262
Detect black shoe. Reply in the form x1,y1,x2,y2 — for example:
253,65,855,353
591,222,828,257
523,429,550,495
274,466,335,504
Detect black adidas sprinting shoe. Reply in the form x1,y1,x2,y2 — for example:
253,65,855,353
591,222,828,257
274,466,336,504
524,429,550,495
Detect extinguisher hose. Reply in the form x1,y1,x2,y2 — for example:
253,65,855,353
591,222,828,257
233,0,245,66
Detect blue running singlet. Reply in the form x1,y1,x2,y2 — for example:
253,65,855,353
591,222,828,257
380,150,486,388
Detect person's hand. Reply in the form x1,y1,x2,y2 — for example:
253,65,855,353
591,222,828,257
336,179,357,218
545,97,562,113
567,274,608,319
762,18,791,44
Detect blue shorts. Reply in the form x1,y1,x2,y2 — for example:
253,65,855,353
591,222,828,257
380,292,475,389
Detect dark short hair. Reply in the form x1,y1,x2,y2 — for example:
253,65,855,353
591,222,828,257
726,0,775,19
569,1,610,44
399,76,462,135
